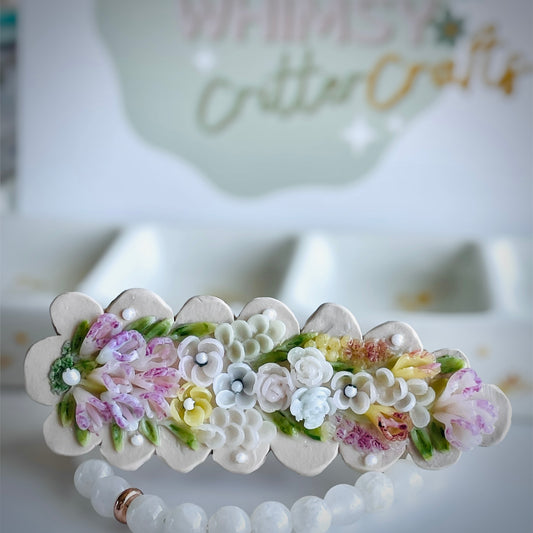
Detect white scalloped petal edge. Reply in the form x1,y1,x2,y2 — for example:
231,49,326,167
50,292,103,337
364,321,423,352
302,303,362,339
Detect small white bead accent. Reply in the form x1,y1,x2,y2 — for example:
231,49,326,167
291,496,331,533
231,380,244,393
122,307,137,321
364,453,379,467
131,434,144,447
183,398,196,411
324,484,364,526
161,503,207,533
262,308,277,320
195,352,209,365
355,472,394,512
390,333,404,347
90,475,129,518
208,506,251,533
234,451,248,464
74,459,114,498
251,501,292,533
62,368,81,386
344,384,357,398
127,494,166,533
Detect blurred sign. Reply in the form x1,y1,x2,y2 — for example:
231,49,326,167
96,0,531,195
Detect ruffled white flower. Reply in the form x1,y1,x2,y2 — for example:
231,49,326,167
213,363,257,409
394,378,436,428
177,335,224,387
287,346,333,388
331,371,377,415
374,368,408,406
214,312,286,363
197,407,276,451
290,386,336,430
254,363,295,413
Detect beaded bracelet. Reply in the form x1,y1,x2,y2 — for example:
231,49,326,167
73,457,424,533
24,290,512,531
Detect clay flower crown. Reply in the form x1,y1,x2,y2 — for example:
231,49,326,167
25,289,511,475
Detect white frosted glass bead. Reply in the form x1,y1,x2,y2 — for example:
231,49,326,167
291,496,332,533
251,501,292,533
208,506,251,533
74,459,114,498
127,494,166,533
355,472,394,512
324,483,365,526
386,459,424,504
90,475,129,518
162,503,207,533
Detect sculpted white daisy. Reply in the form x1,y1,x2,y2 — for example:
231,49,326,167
287,346,333,388
374,368,408,407
331,371,376,415
213,363,257,410
394,378,436,428
177,335,224,387
290,386,336,430
254,363,295,413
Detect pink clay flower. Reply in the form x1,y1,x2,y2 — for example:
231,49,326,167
80,313,123,356
432,368,497,451
101,392,145,432
96,330,147,364
74,388,112,433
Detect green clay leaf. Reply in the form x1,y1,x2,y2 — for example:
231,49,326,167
125,316,157,335
48,348,74,395
144,318,173,341
303,425,328,441
269,411,299,437
410,428,433,460
57,394,76,427
61,340,72,358
166,423,199,450
428,420,450,452
111,422,125,452
139,418,160,446
169,322,217,341
70,320,90,354
437,355,466,374
73,359,98,376
331,361,358,373
277,332,317,352
75,423,91,447
250,351,288,371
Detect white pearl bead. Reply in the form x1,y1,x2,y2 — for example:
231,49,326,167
344,384,357,398
324,484,365,526
74,459,114,498
127,494,166,533
234,451,248,464
364,453,379,467
161,503,207,533
184,398,196,411
90,475,129,518
355,472,394,512
62,368,81,386
208,506,251,533
390,333,404,347
131,434,144,446
291,496,331,533
195,352,209,365
122,307,137,320
251,501,292,533
386,459,424,504
262,308,277,320
231,380,244,393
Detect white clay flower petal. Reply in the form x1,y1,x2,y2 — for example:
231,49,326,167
330,371,353,391
410,404,431,428
225,424,245,448
350,393,371,415
255,334,274,353
214,323,234,346
216,390,236,409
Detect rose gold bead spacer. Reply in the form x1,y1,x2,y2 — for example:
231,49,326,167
114,487,143,524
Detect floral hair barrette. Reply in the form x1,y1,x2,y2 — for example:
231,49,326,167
25,289,511,533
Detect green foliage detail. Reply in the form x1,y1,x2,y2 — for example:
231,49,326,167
125,316,157,335
251,332,318,370
111,422,125,452
437,355,465,374
166,423,199,450
428,420,450,452
75,422,90,447
49,343,74,394
139,418,160,446
57,394,76,427
144,318,173,341
411,428,434,460
169,322,217,341
71,320,90,355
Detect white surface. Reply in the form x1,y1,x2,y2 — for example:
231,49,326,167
0,389,531,533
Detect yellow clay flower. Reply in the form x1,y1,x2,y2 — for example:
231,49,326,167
391,351,441,381
170,382,213,427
